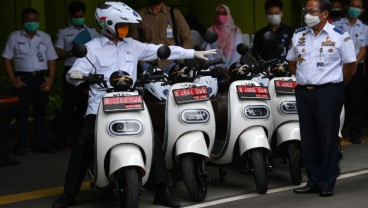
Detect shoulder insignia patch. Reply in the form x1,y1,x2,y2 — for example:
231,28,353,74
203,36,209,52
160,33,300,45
333,26,345,35
295,27,307,34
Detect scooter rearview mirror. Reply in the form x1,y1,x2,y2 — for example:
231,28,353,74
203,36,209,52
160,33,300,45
72,44,87,58
157,45,171,60
236,43,248,55
263,31,277,42
203,30,218,44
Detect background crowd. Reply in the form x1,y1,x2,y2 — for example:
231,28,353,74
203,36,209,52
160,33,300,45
0,0,367,165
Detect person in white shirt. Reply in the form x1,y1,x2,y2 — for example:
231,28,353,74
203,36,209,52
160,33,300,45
2,8,58,155
287,0,356,197
54,1,100,150
51,2,215,208
333,0,367,144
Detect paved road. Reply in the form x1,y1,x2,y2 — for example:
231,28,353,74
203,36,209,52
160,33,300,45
0,139,368,208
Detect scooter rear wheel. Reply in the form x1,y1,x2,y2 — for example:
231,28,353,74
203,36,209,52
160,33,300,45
249,148,268,194
182,153,208,202
116,167,142,208
285,141,302,185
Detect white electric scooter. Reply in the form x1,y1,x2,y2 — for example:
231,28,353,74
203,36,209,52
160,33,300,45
210,44,274,194
144,47,223,202
71,44,168,208
267,60,302,185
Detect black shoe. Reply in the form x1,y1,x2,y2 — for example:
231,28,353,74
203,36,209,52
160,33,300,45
34,145,56,154
14,146,30,155
153,187,181,207
319,190,334,197
293,186,319,194
52,193,76,208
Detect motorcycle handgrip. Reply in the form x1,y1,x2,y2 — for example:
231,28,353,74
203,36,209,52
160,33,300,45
261,58,279,66
202,58,224,68
69,74,105,82
198,70,213,76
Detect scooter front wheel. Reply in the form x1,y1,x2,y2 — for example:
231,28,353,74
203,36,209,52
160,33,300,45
116,167,142,208
284,141,302,185
249,148,268,194
181,153,208,202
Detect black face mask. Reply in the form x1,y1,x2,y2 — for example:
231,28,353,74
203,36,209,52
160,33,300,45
148,0,162,5
329,10,342,19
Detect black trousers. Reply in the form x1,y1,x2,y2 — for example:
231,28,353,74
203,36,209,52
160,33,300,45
345,63,365,139
295,83,343,191
57,66,88,144
14,71,49,147
64,114,168,195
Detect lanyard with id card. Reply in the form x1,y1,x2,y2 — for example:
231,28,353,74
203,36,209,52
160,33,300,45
317,47,324,70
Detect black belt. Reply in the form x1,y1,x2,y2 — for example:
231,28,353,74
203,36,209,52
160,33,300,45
15,70,48,76
297,82,342,90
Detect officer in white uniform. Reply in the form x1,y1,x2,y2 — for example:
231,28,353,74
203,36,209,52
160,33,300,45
2,8,58,155
332,0,367,144
51,2,216,208
287,0,356,197
54,1,99,149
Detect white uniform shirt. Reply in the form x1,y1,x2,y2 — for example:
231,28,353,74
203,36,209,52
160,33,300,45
54,24,100,66
286,22,356,85
68,36,195,115
333,18,368,58
2,30,58,72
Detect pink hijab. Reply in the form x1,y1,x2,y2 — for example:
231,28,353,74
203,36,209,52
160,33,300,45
209,4,239,63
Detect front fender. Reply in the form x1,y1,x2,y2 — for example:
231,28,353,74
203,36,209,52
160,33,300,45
276,122,300,147
239,126,271,155
109,144,146,177
175,131,209,162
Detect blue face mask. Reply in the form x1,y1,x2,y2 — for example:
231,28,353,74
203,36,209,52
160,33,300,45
347,7,362,18
72,17,85,27
24,22,39,32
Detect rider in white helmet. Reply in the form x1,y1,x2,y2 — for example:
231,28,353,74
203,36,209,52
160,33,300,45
52,2,216,208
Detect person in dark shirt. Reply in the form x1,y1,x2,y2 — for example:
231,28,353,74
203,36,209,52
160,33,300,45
252,0,294,61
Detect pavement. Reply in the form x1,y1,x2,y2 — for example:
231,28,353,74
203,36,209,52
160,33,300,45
0,128,368,208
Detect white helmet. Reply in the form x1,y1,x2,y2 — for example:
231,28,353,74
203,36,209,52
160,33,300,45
95,2,142,38
193,75,218,98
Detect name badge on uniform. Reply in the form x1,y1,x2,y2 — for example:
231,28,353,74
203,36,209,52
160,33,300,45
317,58,324,70
166,20,173,38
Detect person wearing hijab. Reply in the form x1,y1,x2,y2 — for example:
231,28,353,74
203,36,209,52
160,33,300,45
206,4,243,71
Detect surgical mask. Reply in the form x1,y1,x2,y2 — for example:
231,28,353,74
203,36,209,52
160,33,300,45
117,24,129,39
72,17,85,27
330,8,342,19
216,15,229,25
148,0,162,5
304,14,320,27
347,7,362,18
267,14,282,26
24,22,39,32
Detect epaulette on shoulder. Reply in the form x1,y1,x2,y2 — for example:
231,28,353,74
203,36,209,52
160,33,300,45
295,26,307,34
333,26,346,35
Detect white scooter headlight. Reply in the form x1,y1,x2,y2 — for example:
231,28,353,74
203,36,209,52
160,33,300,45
280,101,297,114
244,105,270,119
109,120,143,135
181,109,210,124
